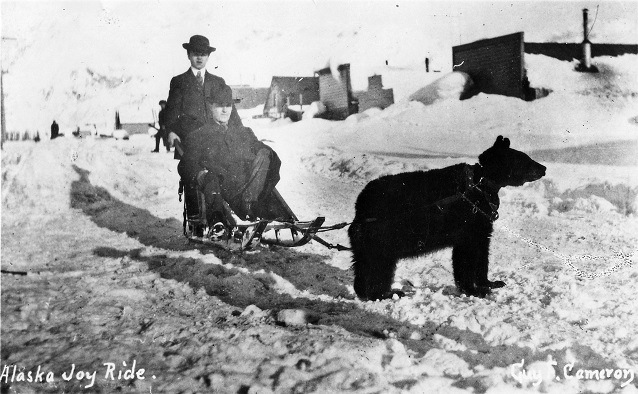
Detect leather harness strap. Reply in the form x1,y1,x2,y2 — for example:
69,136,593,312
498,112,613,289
364,164,500,224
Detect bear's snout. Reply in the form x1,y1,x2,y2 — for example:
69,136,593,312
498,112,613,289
529,162,546,181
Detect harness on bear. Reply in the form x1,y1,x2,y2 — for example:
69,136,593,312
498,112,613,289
362,164,500,225
451,164,500,223
295,165,502,252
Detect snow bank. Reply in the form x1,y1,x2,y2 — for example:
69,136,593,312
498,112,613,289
408,71,474,105
302,101,326,120
299,144,638,217
326,54,638,157
300,147,427,182
526,54,638,100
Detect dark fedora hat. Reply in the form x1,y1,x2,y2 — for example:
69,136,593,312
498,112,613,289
206,85,234,106
182,35,216,54
158,100,167,105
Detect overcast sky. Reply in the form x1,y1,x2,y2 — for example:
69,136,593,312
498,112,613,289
3,1,636,87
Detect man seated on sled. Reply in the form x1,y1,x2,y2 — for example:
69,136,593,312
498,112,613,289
177,85,281,237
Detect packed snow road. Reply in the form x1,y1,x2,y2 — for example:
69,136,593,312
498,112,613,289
2,121,637,393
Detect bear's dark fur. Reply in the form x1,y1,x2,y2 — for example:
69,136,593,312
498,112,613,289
348,136,546,300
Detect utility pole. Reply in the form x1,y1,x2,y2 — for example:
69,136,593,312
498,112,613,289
1,64,6,149
1,37,17,150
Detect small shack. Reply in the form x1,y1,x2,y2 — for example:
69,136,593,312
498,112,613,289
452,10,637,101
315,64,358,120
263,77,319,118
452,32,527,100
356,75,394,112
117,104,154,134
231,85,269,110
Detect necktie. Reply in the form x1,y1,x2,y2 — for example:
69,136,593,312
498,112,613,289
196,70,203,86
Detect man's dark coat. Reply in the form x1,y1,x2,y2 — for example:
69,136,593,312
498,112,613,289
179,122,280,200
165,69,242,142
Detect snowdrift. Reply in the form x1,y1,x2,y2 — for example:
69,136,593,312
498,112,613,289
408,71,474,105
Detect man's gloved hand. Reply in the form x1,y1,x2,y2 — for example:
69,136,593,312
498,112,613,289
168,132,181,147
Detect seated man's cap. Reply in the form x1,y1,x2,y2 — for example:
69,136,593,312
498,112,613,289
182,35,216,54
206,85,234,106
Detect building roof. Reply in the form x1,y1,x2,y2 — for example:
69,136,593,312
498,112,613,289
315,63,350,75
269,76,318,95
117,104,154,123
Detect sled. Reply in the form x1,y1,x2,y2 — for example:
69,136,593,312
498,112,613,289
174,139,342,251
180,178,327,251
185,214,326,252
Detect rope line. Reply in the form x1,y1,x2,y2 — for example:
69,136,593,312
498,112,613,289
587,5,599,40
497,224,635,279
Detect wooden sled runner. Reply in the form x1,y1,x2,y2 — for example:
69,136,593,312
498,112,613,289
181,182,326,251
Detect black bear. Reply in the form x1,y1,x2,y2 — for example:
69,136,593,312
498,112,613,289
348,136,546,300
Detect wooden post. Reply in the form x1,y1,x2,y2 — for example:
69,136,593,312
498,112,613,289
1,68,6,149
582,8,591,69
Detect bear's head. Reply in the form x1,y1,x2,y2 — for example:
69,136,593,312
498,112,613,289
478,136,546,187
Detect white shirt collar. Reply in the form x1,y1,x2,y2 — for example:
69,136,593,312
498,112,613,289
191,67,206,80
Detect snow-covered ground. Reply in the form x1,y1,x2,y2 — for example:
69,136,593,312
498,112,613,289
3,50,638,394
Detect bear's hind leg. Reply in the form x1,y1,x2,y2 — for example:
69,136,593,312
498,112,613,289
366,259,399,301
353,250,398,301
352,252,369,299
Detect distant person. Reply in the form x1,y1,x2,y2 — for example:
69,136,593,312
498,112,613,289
164,34,242,155
50,120,59,140
34,132,41,143
178,85,281,230
152,100,169,152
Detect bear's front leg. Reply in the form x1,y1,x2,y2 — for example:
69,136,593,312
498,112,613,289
473,231,506,291
452,245,491,297
485,280,506,289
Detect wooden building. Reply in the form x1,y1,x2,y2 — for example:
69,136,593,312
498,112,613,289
452,11,636,101
315,64,358,120
263,77,319,118
452,32,527,100
117,104,154,134
231,85,269,110
356,75,394,112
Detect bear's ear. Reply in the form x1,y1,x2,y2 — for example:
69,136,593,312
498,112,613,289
493,135,510,148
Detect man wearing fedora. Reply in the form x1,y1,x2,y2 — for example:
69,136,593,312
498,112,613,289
152,100,169,153
166,34,242,229
165,34,242,156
